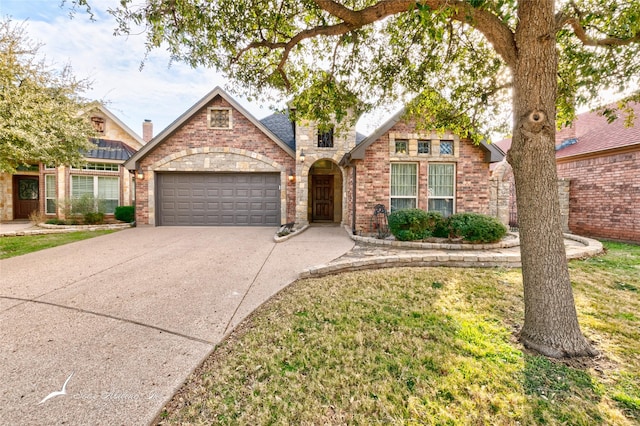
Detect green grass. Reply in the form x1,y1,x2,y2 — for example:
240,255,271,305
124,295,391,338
158,242,640,425
0,230,117,259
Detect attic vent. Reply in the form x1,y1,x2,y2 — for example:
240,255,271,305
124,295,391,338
556,138,577,151
91,116,105,133
208,107,232,129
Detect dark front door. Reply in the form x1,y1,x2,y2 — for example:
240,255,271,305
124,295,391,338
13,176,39,219
312,175,334,222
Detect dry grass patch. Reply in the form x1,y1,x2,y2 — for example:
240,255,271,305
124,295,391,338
157,242,639,425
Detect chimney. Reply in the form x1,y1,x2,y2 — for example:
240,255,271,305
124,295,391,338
142,119,153,143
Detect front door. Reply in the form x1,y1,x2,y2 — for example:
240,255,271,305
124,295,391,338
312,175,334,222
13,176,39,219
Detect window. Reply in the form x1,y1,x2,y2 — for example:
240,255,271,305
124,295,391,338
440,140,454,155
390,163,417,211
208,108,232,129
428,163,455,217
317,127,334,148
418,140,430,154
71,175,119,213
45,175,56,214
395,139,408,154
72,162,119,172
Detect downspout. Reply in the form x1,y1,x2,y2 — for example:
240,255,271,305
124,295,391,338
352,163,357,235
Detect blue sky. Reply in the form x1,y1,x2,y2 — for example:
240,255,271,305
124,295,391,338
0,0,311,138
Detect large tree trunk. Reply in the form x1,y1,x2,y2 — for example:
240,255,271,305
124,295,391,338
507,0,597,358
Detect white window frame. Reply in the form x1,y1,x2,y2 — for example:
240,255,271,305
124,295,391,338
71,162,120,172
390,163,418,212
71,175,120,214
45,174,56,215
207,107,233,129
428,163,456,217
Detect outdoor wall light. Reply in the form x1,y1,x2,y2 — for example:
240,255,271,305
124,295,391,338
299,149,305,163
136,167,144,180
288,170,296,183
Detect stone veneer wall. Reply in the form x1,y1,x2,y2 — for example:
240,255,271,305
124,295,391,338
345,121,491,234
0,173,13,221
557,148,640,243
294,119,355,227
135,96,296,225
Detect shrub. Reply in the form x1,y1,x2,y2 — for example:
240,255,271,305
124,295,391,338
45,218,66,225
441,212,507,243
115,206,135,223
84,212,105,225
388,208,433,241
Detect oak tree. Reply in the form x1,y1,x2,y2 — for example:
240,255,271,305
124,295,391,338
0,19,94,173
98,0,640,357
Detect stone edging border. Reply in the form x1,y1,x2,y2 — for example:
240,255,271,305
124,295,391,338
0,222,133,237
273,224,310,242
350,231,521,250
299,232,604,279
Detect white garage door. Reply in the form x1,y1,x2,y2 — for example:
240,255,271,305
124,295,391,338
157,173,281,226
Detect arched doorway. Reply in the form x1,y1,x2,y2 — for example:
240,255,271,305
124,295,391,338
308,159,343,223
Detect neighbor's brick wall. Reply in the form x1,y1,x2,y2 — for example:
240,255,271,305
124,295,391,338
135,96,296,225
346,121,491,234
557,148,640,243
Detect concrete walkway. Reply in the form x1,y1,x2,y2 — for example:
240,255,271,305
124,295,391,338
0,226,354,425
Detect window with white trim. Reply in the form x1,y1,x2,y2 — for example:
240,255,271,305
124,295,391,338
208,107,232,129
71,163,119,172
45,175,56,214
390,163,417,211
428,163,455,217
71,175,119,213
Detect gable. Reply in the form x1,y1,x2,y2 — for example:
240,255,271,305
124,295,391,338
124,87,294,171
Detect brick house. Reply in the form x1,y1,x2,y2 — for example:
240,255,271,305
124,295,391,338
494,102,640,243
124,87,503,233
0,105,145,222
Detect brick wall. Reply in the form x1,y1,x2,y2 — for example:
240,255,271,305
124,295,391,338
557,148,640,243
345,121,491,234
135,96,296,225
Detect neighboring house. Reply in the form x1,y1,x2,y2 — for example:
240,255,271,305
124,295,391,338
0,105,146,221
494,102,640,243
124,87,503,234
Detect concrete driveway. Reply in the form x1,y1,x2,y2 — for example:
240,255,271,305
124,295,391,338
0,226,354,425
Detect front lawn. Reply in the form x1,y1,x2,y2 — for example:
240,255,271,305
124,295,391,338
0,230,117,259
158,242,640,425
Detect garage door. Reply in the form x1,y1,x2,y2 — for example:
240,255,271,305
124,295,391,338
157,173,281,226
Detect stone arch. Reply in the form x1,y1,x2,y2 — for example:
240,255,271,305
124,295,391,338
299,158,345,225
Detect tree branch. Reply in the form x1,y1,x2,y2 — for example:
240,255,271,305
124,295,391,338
233,0,517,86
556,2,640,47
